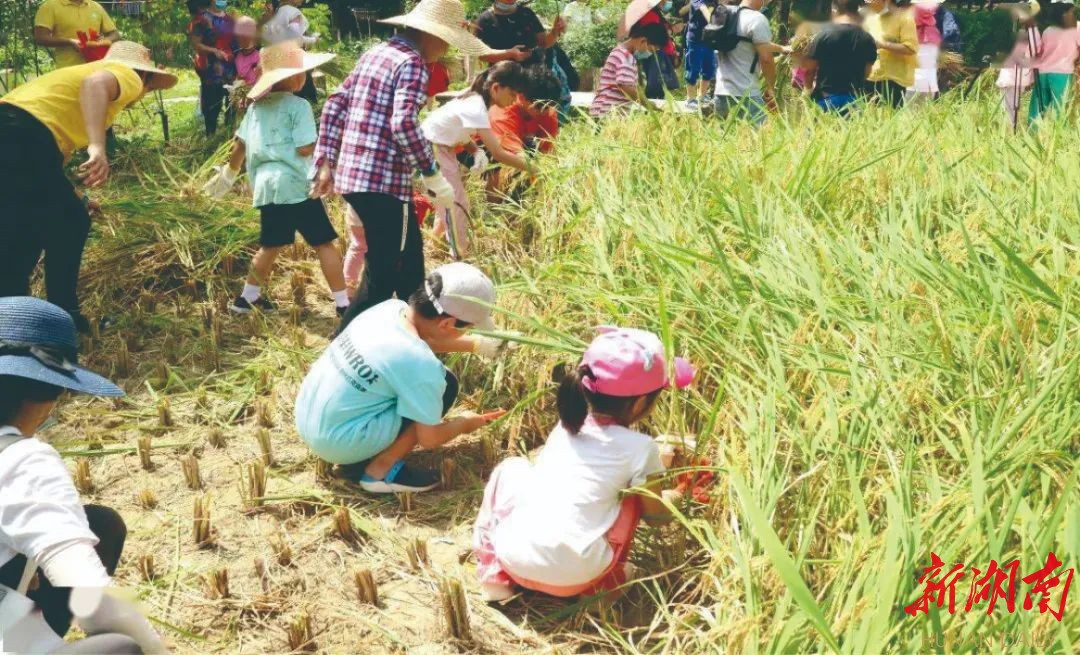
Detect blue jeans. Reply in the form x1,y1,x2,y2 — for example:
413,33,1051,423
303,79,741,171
714,95,766,126
816,93,858,115
685,42,717,85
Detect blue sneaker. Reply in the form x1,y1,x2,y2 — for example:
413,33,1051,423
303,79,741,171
359,460,439,493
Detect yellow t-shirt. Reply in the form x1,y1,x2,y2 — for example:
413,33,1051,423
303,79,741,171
1,61,143,158
35,0,118,69
865,9,918,88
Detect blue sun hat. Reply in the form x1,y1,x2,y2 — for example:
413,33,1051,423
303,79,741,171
0,297,123,397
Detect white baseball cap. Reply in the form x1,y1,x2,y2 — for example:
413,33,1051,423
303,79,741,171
425,263,497,330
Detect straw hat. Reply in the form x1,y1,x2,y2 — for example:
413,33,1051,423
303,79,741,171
248,41,335,101
380,0,494,56
103,41,178,90
619,0,664,40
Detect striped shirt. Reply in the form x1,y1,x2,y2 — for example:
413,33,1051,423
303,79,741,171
590,46,639,118
314,37,436,202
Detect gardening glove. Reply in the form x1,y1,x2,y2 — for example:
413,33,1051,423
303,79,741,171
202,165,239,199
71,588,170,654
469,148,489,174
422,171,455,209
473,333,521,360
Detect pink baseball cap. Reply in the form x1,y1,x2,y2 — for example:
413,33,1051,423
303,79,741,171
580,326,695,397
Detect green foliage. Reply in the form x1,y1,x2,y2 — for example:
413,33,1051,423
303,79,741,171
954,9,1017,66
561,14,619,70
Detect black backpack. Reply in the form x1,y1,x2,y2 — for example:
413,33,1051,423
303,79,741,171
701,5,749,53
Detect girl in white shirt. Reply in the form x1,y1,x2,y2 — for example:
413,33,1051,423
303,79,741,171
473,327,695,603
0,297,166,654
421,61,537,259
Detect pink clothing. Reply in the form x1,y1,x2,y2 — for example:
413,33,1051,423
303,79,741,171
343,223,367,288
792,66,808,90
234,48,261,86
433,144,471,258
913,3,942,46
473,457,642,597
997,36,1039,89
1034,26,1080,75
590,45,639,118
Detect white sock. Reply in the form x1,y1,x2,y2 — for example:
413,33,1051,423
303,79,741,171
331,289,349,308
241,284,260,302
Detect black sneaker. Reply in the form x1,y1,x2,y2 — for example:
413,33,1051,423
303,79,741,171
230,296,277,314
359,461,439,493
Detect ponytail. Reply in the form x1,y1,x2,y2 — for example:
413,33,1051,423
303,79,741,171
468,61,526,106
556,364,591,434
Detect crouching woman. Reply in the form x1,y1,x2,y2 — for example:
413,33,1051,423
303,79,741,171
0,297,166,654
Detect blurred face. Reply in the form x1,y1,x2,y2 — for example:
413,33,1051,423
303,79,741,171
1066,8,1078,28
273,72,306,93
489,82,518,108
237,34,257,50
417,32,450,63
629,36,658,54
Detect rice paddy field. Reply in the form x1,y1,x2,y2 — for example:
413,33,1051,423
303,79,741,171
48,79,1078,654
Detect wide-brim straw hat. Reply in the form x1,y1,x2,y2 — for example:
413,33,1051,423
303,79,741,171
248,41,336,100
0,297,123,397
380,0,494,56
619,0,664,40
103,41,178,90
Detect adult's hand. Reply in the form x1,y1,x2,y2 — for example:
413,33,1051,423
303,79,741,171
310,163,334,198
552,15,567,37
508,45,531,62
79,144,110,188
213,48,231,61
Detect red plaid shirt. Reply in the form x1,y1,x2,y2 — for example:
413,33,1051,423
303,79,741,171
315,37,436,202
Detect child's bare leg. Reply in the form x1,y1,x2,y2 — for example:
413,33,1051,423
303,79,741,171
247,246,281,286
314,242,346,293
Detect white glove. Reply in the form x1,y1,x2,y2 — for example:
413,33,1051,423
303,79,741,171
422,171,455,209
202,165,239,199
470,149,489,174
71,588,170,654
473,334,521,360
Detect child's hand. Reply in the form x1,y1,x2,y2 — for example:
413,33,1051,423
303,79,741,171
310,163,334,198
459,410,507,433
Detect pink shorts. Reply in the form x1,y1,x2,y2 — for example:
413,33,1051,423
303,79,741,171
473,457,642,597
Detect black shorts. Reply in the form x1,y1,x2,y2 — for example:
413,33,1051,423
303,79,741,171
258,198,338,248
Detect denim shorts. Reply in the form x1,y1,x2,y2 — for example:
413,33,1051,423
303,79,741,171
685,42,717,85
714,94,766,126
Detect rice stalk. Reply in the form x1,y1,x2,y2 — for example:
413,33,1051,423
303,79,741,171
137,488,158,509
157,397,173,428
397,492,413,514
438,577,471,642
254,556,269,593
270,532,294,566
73,459,93,494
406,537,428,571
180,454,203,490
255,428,275,466
203,568,229,600
314,458,333,483
243,460,267,509
193,494,213,548
207,427,226,448
137,435,153,470
255,400,274,429
329,505,359,544
440,459,456,489
137,554,156,582
284,612,315,653
353,569,378,606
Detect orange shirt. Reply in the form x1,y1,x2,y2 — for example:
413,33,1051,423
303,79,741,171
488,102,558,155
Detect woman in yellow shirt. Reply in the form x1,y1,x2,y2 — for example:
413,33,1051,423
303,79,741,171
864,0,918,107
0,42,175,333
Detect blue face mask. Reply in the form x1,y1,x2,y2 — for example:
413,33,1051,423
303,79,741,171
663,1,674,11
634,49,654,60
215,0,227,9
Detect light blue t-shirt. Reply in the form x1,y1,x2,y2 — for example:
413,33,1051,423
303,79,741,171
235,92,317,207
294,300,448,465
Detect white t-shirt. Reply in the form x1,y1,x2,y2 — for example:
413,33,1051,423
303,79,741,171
494,420,664,586
421,93,490,147
0,427,103,580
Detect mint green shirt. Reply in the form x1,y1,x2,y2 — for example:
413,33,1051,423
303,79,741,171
235,92,317,207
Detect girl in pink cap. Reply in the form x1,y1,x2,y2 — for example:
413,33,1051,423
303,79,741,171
473,326,694,603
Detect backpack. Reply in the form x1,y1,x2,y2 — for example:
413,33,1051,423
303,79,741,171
701,5,749,53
